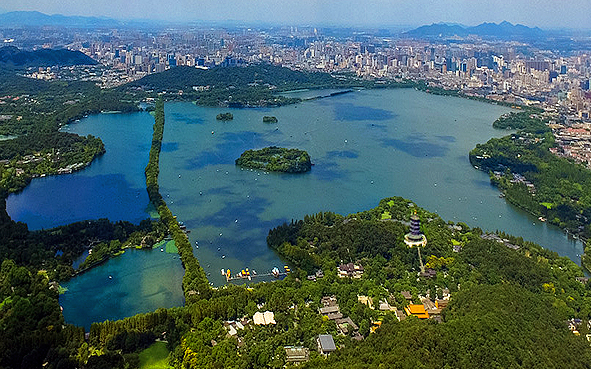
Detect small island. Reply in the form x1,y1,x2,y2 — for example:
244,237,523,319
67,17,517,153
262,116,278,123
235,146,311,173
216,112,233,121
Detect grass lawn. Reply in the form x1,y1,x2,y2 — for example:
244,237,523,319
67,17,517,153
139,342,171,369
165,240,178,254
152,240,178,254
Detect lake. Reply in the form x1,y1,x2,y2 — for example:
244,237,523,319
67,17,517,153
6,112,155,229
159,88,582,286
6,88,583,328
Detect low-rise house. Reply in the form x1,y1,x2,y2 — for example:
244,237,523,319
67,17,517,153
317,334,337,356
378,300,392,311
326,312,343,320
263,311,276,325
357,295,374,309
419,268,437,279
338,263,364,278
352,332,364,341
394,309,406,321
224,319,248,336
401,291,413,301
285,346,309,364
321,295,338,307
335,317,358,334
319,296,343,320
253,311,276,325
319,305,340,315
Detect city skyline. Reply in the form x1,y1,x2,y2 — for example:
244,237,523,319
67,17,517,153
1,0,591,29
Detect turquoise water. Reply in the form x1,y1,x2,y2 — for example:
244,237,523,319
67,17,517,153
6,88,583,328
59,248,184,330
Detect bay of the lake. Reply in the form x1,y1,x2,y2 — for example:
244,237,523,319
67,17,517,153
6,112,155,229
6,88,582,329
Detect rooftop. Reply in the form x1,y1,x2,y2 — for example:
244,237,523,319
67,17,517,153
318,334,337,353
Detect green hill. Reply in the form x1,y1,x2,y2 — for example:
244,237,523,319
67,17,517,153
0,46,97,67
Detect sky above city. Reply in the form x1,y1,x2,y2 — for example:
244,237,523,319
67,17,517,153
1,0,590,29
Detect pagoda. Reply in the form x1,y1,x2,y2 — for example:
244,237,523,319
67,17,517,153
404,211,427,273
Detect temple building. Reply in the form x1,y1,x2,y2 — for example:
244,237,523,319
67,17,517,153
404,211,427,273
404,211,427,248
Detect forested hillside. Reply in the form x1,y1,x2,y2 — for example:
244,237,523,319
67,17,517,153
0,46,97,67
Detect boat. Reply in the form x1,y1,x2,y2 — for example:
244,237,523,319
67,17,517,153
221,269,225,275
108,275,113,279
538,217,546,222
160,248,164,252
272,267,280,277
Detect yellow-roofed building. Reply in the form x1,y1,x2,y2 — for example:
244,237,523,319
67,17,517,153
404,304,429,319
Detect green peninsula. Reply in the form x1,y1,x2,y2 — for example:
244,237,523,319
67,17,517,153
235,146,311,173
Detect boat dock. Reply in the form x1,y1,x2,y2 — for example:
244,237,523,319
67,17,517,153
222,266,290,282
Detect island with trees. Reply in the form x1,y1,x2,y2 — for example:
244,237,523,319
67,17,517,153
262,116,278,123
235,146,311,173
216,112,233,121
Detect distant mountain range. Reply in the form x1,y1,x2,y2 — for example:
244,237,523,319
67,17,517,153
0,46,97,67
0,11,122,28
404,21,546,39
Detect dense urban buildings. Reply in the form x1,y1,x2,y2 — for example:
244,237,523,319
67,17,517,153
5,23,591,166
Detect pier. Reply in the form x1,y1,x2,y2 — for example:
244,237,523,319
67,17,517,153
222,266,290,282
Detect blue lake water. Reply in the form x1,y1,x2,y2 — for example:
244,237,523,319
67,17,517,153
159,88,582,287
6,88,583,328
6,112,154,229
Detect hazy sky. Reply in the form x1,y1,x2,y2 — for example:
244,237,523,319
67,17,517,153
2,0,590,29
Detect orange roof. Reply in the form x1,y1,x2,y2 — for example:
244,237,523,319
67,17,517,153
405,304,429,319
